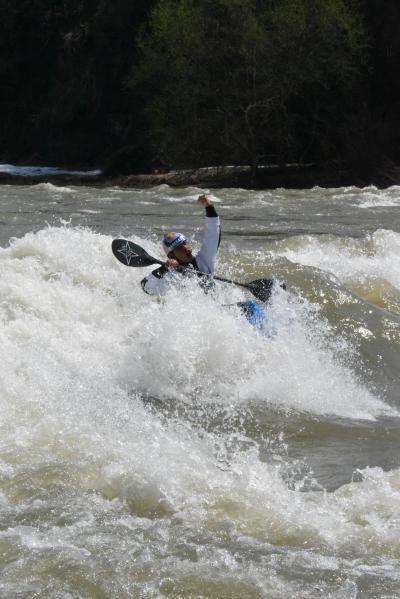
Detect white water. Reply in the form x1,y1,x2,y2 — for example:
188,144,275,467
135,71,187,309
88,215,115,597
0,163,101,177
274,229,400,293
1,185,400,597
0,226,392,421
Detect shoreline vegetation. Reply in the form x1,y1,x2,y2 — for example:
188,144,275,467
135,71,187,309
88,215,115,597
1,162,400,190
1,2,399,185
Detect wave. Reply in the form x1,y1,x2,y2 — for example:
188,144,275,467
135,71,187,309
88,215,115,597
1,225,400,596
33,182,74,193
0,226,395,423
273,229,400,313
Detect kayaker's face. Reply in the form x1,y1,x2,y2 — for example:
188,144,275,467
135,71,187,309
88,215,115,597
172,241,193,264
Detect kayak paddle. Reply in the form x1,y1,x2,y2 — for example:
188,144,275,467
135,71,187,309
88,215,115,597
111,238,284,303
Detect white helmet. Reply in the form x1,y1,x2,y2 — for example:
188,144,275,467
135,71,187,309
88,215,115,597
162,232,187,254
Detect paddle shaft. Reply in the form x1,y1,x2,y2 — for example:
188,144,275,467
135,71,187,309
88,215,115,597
142,256,259,291
144,259,275,300
111,238,278,302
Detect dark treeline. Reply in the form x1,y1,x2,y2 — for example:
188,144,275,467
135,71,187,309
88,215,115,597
0,0,399,183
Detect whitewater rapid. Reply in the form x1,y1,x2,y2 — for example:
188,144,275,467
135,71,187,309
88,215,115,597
1,182,400,597
1,225,393,420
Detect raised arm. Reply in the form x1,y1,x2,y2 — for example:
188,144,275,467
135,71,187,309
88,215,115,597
195,195,221,274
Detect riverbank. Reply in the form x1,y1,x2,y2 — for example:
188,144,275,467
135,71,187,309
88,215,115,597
1,162,399,189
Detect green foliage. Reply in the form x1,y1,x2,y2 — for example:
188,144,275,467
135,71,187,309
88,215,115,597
131,0,367,168
0,0,157,166
1,0,400,175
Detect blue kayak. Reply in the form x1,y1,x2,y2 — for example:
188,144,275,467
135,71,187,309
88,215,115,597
237,300,267,331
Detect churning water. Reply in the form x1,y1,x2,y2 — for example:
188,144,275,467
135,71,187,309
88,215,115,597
0,181,400,598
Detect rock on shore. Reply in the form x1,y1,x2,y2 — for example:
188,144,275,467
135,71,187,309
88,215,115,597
1,163,398,189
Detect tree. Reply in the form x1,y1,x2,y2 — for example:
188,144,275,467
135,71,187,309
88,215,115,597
0,0,157,166
131,0,367,170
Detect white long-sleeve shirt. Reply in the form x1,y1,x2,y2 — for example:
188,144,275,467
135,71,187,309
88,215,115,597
141,206,221,296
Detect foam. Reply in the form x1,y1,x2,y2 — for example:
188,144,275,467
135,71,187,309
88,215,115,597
274,229,400,293
0,226,399,595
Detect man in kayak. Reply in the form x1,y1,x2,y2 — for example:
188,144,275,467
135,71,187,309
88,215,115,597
141,194,221,296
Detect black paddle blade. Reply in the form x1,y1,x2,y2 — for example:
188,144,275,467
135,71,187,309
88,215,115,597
112,239,162,267
242,278,276,302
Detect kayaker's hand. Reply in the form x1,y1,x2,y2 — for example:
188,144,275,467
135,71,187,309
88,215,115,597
198,194,211,208
166,258,180,270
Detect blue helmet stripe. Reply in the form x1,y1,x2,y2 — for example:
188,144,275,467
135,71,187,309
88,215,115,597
163,232,186,252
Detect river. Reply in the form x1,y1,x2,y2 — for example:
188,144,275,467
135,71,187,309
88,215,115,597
0,180,399,598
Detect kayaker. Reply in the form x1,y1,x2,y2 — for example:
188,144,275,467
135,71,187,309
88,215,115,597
141,194,221,296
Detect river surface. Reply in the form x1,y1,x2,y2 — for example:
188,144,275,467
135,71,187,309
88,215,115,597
0,180,400,598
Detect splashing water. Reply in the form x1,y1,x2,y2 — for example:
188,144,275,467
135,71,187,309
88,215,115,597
1,183,400,597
